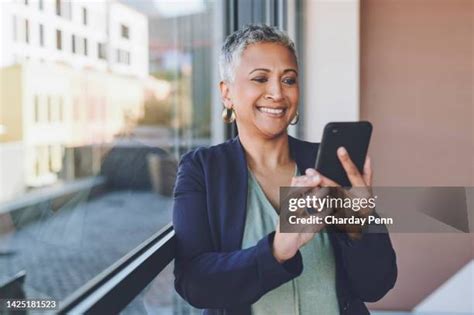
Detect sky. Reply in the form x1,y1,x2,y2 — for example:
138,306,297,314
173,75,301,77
120,0,206,17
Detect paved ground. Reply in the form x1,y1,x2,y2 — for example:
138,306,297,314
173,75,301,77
0,190,199,314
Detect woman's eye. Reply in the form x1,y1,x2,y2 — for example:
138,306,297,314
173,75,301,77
282,77,297,85
252,77,268,83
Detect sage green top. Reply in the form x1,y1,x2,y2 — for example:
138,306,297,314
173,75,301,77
241,167,340,315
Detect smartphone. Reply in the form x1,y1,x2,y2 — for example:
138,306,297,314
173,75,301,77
315,121,372,187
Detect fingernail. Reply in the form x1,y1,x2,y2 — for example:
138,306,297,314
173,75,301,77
338,147,347,156
306,168,317,175
311,175,320,182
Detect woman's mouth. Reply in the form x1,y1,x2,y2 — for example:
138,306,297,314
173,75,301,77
257,106,286,117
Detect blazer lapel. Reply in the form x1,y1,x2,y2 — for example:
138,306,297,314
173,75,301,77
288,135,319,174
220,136,249,251
221,135,319,252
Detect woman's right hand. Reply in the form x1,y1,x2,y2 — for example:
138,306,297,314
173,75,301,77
272,172,329,263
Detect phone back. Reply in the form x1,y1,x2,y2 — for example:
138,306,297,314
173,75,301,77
315,121,372,187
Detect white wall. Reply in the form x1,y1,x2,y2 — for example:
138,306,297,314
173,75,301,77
303,0,360,142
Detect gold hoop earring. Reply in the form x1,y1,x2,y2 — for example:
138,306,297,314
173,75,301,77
290,112,299,125
222,107,236,124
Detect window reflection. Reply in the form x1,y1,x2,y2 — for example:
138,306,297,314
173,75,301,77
121,263,200,315
0,0,217,308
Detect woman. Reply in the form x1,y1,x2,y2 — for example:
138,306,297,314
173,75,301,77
173,24,397,315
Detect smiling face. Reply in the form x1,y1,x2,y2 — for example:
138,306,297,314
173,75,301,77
220,42,299,139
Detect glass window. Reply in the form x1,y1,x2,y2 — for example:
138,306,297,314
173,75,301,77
83,38,88,56
34,95,40,122
48,145,54,172
24,19,29,44
120,24,129,39
98,42,106,60
55,0,60,15
0,0,219,307
56,29,62,50
117,50,131,65
121,263,199,315
39,24,44,47
72,34,76,53
47,96,52,122
82,7,87,25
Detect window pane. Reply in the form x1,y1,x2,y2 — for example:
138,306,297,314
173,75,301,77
24,19,29,44
83,38,87,56
82,7,87,25
46,95,52,122
34,95,40,122
121,262,199,315
55,0,60,16
0,0,219,306
98,42,106,60
72,34,76,53
39,24,44,47
56,29,62,50
121,24,129,39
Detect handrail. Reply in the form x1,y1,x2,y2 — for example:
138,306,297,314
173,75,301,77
0,176,106,214
58,223,175,314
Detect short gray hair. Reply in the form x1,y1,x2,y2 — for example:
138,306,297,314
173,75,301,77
219,24,297,82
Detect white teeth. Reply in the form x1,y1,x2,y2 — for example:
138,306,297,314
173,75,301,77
259,107,284,114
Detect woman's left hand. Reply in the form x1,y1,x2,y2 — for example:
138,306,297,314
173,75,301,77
306,147,375,240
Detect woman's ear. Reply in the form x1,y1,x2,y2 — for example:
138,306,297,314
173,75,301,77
219,81,233,109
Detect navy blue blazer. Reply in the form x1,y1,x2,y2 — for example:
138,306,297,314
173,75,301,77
173,135,397,315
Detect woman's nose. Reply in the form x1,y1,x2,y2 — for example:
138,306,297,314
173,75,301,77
264,81,284,102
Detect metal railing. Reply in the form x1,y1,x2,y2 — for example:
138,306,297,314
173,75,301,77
0,176,106,215
58,223,175,314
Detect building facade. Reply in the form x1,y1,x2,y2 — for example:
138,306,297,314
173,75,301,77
0,0,148,77
0,0,151,199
